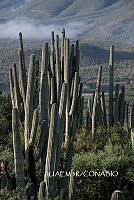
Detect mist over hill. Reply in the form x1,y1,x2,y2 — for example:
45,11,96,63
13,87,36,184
0,0,133,46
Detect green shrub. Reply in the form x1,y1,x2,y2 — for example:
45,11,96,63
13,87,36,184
72,143,134,200
0,94,12,136
75,125,129,153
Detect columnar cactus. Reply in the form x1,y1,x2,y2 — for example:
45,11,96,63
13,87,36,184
101,92,107,126
109,45,114,127
68,169,76,200
18,45,26,107
114,84,119,125
12,107,25,192
87,97,92,129
92,65,102,140
38,181,46,200
111,190,125,200
55,34,61,104
39,43,49,177
118,86,126,124
126,103,129,132
44,103,58,199
130,104,134,150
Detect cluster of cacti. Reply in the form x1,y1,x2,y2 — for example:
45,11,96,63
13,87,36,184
86,45,130,141
9,30,83,199
8,29,134,199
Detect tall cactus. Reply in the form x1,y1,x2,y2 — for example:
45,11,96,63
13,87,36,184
44,103,58,199
109,45,114,127
9,68,15,107
61,28,65,84
12,108,25,192
118,86,125,124
101,92,107,126
92,65,102,140
126,103,129,133
69,72,79,116
18,33,27,107
87,96,93,129
12,63,22,121
64,38,70,146
24,54,36,164
130,104,134,150
38,181,46,200
55,82,67,172
111,190,125,200
114,84,119,125
56,34,61,104
68,169,76,200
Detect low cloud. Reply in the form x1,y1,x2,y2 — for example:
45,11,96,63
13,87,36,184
0,18,84,40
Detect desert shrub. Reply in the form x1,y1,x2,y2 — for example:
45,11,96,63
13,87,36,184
75,125,129,153
0,94,12,136
72,125,134,200
0,189,28,200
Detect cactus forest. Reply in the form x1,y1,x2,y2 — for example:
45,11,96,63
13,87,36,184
0,29,134,200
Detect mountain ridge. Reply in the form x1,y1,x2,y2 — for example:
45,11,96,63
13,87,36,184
0,0,133,46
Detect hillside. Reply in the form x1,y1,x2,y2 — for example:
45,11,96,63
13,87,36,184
0,0,133,46
0,44,134,95
0,0,118,19
0,0,24,9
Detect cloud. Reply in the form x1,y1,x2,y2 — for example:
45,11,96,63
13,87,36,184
0,18,84,40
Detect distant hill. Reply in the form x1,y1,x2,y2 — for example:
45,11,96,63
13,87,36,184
0,0,24,9
0,0,134,46
0,43,134,93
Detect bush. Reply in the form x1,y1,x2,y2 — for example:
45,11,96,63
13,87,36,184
0,94,12,136
72,143,134,200
73,126,134,199
74,125,129,153
0,189,27,200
